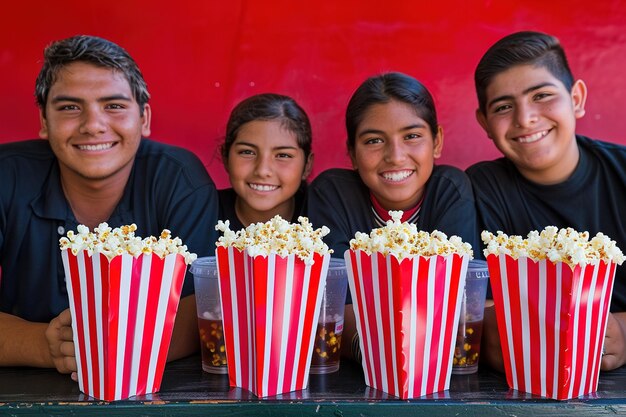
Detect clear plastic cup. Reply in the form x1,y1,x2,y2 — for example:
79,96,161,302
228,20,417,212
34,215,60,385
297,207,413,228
190,256,227,374
309,258,348,374
452,259,489,374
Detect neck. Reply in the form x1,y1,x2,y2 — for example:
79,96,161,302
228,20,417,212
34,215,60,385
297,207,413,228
60,168,131,230
521,138,580,185
234,197,295,227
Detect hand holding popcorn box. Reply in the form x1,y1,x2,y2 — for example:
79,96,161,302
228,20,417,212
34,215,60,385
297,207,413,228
60,224,196,401
346,211,473,399
483,227,624,400
215,216,332,397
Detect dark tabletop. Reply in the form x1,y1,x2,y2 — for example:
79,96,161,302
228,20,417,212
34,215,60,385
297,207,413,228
1,355,625,416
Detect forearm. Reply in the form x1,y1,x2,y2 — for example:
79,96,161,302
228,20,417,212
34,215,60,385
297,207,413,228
0,311,53,367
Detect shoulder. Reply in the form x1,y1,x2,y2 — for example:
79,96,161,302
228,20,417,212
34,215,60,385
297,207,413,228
0,139,55,162
134,139,213,186
465,157,519,189
310,168,362,188
0,140,56,179
577,135,626,159
428,165,473,195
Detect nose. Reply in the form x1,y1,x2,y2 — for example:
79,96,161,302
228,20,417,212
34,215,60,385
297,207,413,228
253,154,273,177
78,106,107,136
383,138,407,164
513,103,539,128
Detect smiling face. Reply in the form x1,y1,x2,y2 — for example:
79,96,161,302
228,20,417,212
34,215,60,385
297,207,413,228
476,64,586,185
350,100,443,211
39,61,151,187
226,119,312,225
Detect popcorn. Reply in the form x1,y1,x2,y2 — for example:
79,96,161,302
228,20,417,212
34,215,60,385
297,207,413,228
59,223,197,264
481,226,625,267
349,210,473,259
215,215,332,264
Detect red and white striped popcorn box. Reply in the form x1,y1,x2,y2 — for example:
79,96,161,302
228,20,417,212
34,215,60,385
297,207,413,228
61,250,187,401
487,254,617,400
216,246,330,398
345,250,469,399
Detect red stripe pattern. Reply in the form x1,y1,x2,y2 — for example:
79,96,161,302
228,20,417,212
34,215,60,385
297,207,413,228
61,250,187,401
487,254,617,400
344,250,469,399
216,247,329,398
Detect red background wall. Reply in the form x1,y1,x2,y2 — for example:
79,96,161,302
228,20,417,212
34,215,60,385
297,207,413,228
2,1,625,189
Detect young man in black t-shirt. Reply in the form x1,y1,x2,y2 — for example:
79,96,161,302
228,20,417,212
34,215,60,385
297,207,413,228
467,31,626,372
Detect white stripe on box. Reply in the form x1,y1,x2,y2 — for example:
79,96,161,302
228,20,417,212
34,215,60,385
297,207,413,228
553,263,562,398
579,264,599,397
421,258,437,396
77,252,94,398
344,251,370,387
146,253,176,393
357,253,374,387
373,256,388,393
92,254,104,400
128,255,152,396
226,248,242,387
244,252,254,391
591,263,610,392
518,259,531,393
62,251,86,396
115,254,133,400
446,256,468,390
262,254,276,396
292,260,310,391
568,263,585,400
386,256,399,396
498,255,517,390
302,256,330,388
407,258,419,397
538,261,547,397
276,256,294,392
436,256,451,391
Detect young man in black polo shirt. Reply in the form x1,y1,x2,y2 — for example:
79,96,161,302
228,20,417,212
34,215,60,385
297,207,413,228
0,35,218,375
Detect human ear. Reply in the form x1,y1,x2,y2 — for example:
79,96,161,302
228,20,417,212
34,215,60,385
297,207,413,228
433,126,444,159
302,153,314,179
475,109,492,139
38,108,49,140
141,103,152,137
571,79,587,120
348,145,358,170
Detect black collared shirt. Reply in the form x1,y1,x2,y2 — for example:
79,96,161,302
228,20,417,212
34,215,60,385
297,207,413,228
0,139,218,322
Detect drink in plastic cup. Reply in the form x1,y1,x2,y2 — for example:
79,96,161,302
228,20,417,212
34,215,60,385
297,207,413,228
452,259,489,375
310,258,348,374
191,256,227,374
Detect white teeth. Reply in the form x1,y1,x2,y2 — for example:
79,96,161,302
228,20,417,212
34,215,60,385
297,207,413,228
77,143,114,151
249,183,278,192
516,130,549,143
382,170,413,182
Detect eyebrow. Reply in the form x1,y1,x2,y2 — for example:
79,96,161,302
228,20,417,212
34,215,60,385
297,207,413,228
50,94,133,104
233,141,299,151
358,123,426,137
487,82,558,109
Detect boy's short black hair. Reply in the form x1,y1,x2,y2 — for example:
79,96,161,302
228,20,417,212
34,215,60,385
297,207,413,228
35,35,150,114
475,31,574,114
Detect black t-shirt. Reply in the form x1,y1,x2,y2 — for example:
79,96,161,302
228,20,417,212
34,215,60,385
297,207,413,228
307,166,480,258
0,139,219,322
217,184,307,231
467,135,626,311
